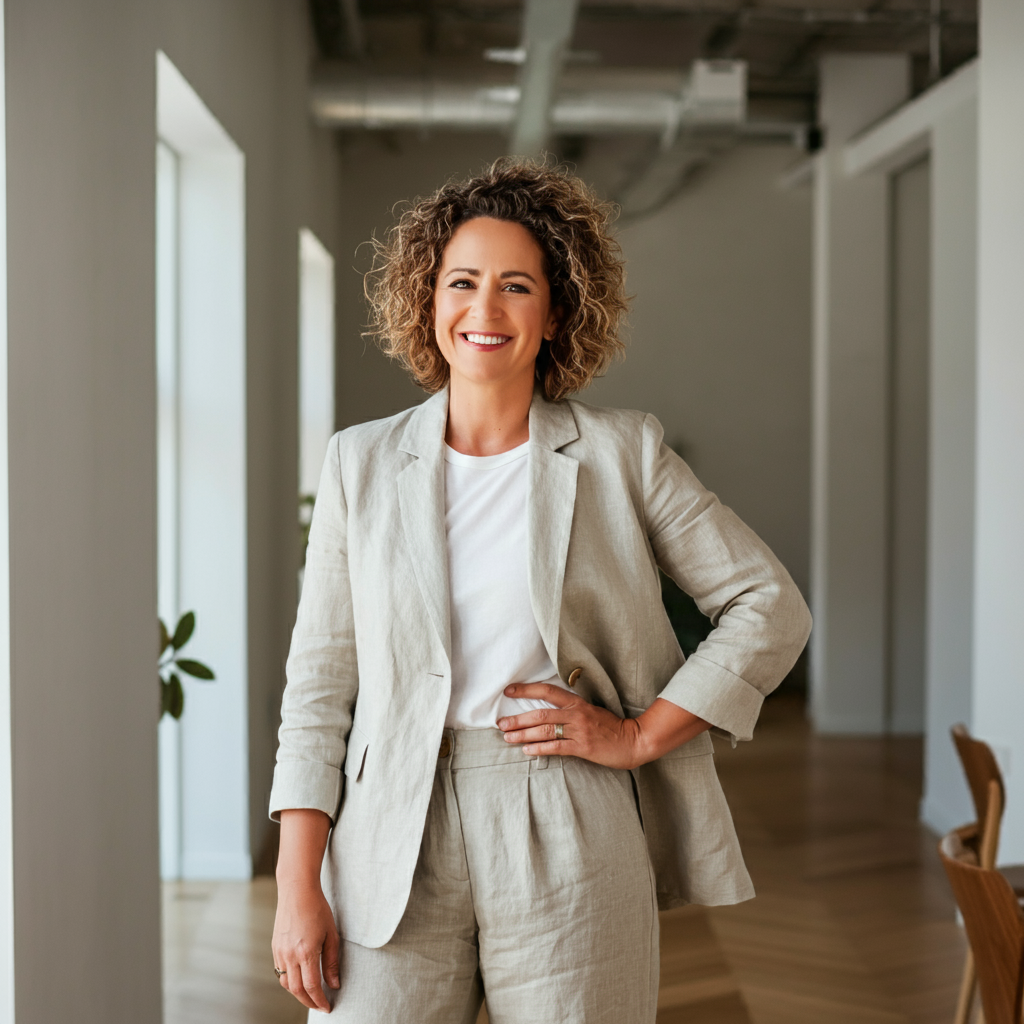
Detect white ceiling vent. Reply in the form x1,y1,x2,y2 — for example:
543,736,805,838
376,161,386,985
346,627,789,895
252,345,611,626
688,60,747,124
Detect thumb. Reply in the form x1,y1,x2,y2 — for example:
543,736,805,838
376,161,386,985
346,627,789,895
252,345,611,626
323,923,341,989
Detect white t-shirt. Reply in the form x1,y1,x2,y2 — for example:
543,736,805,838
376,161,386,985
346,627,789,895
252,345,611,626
443,440,571,729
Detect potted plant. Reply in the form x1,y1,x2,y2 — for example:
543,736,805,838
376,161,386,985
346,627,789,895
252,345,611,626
158,611,215,719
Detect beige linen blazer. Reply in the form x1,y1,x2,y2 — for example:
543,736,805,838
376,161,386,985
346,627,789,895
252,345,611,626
270,388,811,949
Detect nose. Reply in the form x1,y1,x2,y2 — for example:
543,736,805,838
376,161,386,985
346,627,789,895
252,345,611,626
470,282,503,320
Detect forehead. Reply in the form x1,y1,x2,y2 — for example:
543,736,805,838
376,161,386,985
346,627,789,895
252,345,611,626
440,217,545,271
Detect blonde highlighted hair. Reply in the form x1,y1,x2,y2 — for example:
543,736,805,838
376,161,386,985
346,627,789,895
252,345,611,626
365,158,628,401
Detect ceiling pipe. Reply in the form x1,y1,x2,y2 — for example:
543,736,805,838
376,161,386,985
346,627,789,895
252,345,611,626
511,0,581,155
310,63,807,146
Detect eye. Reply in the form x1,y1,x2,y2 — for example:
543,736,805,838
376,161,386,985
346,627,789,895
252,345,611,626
449,278,475,289
503,283,529,293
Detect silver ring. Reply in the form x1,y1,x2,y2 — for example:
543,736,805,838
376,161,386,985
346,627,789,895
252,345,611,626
274,967,287,978
554,723,564,740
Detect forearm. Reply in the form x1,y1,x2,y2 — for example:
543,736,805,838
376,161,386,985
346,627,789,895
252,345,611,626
276,808,331,891
632,698,710,765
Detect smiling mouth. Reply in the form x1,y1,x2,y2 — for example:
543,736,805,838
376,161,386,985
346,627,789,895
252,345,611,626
461,332,512,347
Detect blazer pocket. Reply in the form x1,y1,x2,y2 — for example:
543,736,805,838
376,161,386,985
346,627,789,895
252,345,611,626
344,725,369,782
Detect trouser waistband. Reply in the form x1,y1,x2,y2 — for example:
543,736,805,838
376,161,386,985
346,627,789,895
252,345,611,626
436,727,557,771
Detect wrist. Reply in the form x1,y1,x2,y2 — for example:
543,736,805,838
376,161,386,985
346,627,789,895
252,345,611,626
623,716,651,769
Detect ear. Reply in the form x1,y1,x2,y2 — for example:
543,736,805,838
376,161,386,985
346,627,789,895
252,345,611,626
545,305,564,341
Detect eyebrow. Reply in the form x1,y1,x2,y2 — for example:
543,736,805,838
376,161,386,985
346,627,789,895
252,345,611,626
445,267,539,285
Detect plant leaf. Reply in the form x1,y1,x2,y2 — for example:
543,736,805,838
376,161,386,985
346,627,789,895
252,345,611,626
172,611,195,650
176,658,214,680
169,673,184,719
160,677,171,717
159,619,171,657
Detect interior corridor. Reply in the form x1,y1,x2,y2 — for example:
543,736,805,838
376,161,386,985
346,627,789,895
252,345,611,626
163,693,963,1024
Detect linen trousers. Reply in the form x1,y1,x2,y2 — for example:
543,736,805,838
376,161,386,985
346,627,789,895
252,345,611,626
319,727,659,1024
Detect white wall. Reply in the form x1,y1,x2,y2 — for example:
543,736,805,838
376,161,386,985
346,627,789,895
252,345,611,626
158,52,250,880
3,1,342,1016
924,98,977,833
841,58,980,840
810,54,910,733
156,0,343,867
972,0,1024,862
299,229,336,499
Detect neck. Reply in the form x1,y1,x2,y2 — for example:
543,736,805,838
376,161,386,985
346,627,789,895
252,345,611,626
445,371,534,457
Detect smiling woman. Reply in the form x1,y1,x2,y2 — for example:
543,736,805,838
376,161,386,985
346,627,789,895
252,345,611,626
268,158,812,1023
366,158,627,402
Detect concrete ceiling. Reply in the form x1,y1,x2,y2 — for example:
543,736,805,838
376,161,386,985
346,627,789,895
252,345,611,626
309,0,978,122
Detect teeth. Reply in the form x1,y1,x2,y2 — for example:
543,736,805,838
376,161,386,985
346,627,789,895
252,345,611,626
464,333,509,345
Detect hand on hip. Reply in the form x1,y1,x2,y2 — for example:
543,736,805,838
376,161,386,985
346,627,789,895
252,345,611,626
497,682,645,770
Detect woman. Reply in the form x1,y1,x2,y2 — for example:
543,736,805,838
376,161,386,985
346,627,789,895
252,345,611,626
270,159,811,1023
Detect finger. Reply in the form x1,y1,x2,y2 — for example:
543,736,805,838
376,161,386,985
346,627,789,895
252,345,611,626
285,960,318,1010
504,682,580,707
299,952,331,1013
503,723,565,745
498,707,557,732
323,923,341,990
522,739,575,757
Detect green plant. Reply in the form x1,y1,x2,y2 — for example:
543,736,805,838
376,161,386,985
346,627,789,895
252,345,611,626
159,611,215,720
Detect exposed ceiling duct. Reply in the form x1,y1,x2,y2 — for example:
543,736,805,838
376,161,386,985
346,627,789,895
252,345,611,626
310,61,807,146
511,0,580,154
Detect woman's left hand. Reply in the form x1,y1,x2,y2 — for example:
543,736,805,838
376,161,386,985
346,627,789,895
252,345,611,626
497,683,645,770
498,683,711,770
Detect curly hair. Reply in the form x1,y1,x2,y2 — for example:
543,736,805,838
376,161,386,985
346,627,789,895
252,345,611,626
365,158,628,402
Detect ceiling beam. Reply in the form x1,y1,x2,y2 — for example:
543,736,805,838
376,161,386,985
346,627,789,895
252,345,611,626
510,0,580,155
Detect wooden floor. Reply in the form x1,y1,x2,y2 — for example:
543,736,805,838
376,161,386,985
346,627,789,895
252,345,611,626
163,693,966,1023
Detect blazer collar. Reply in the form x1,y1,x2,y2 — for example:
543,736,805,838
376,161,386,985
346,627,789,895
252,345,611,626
529,387,580,452
398,388,449,459
396,385,580,674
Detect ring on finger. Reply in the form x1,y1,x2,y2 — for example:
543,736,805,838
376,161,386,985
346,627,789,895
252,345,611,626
554,723,564,740
274,967,287,978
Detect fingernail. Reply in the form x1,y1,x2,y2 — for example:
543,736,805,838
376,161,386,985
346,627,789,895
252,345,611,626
524,746,533,755
505,685,515,695
498,718,509,729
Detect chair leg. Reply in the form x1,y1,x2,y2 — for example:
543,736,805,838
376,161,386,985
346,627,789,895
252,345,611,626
954,950,975,1024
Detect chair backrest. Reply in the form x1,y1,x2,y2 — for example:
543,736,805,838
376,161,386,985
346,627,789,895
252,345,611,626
952,724,1006,838
940,831,1024,1024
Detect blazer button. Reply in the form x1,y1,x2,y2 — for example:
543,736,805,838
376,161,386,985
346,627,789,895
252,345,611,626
567,668,582,689
439,736,452,759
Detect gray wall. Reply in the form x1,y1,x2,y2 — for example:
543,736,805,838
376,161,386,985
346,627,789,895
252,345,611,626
334,140,812,597
888,157,931,734
5,1,340,1016
590,146,812,596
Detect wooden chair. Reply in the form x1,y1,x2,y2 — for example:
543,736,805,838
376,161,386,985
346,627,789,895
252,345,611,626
951,725,1024,1024
940,831,1024,1024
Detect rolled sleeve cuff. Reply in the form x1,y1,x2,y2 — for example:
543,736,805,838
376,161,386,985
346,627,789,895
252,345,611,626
657,654,765,743
268,760,343,824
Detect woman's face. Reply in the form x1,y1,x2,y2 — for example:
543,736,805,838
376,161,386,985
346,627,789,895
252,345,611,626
434,216,559,392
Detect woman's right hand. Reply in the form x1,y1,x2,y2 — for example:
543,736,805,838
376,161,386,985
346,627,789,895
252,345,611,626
272,881,340,1011
273,808,339,1012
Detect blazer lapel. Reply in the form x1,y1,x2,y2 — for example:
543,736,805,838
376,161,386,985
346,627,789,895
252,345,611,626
527,393,580,670
397,390,452,664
